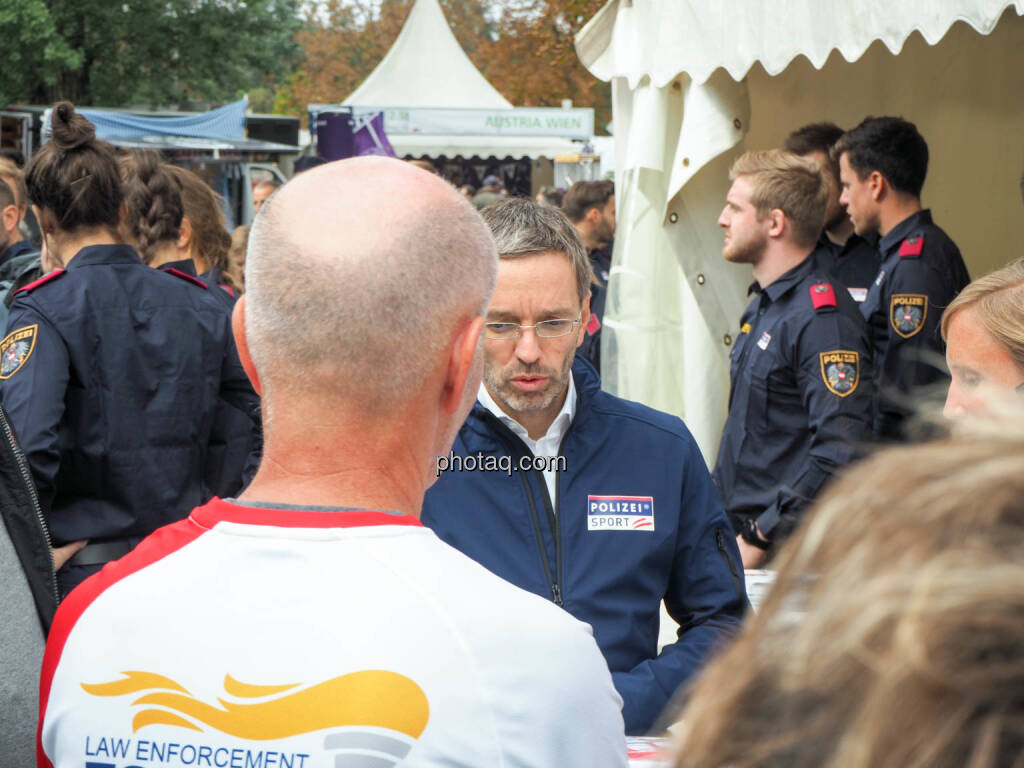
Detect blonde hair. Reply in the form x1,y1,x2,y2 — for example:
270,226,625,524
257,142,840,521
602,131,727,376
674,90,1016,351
0,157,27,212
729,150,828,246
673,417,1024,768
941,259,1024,373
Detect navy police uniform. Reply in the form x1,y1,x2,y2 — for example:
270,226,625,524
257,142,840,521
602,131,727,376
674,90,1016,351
579,244,611,374
811,230,879,303
859,209,969,439
0,244,259,595
713,255,874,545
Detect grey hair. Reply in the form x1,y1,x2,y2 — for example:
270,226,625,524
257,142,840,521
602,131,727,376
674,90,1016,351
244,159,497,410
481,198,594,305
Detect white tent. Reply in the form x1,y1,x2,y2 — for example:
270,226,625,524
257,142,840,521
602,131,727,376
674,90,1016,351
342,0,584,159
575,0,1024,461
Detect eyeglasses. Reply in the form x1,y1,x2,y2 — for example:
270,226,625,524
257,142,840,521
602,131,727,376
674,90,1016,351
484,314,581,340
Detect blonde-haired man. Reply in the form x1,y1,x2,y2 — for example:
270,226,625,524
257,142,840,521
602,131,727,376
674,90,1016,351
713,150,875,567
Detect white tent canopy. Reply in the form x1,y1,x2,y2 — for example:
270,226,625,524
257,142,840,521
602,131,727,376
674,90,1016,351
344,0,510,109
575,0,1024,461
340,0,586,160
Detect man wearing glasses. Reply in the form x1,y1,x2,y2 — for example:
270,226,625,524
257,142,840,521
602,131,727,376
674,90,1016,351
422,198,746,735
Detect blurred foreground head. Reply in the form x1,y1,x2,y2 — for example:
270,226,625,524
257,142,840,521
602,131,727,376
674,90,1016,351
241,156,497,414
674,416,1024,768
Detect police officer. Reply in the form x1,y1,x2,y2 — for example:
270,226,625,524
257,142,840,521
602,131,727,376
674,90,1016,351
782,122,879,302
713,150,875,567
834,117,970,440
0,103,259,596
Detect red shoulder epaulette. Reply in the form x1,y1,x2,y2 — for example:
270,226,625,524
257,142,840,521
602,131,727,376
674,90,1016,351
15,269,66,295
165,268,208,289
809,282,837,311
899,235,924,258
220,285,236,298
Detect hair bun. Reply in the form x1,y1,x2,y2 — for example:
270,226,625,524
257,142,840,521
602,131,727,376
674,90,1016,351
50,101,96,152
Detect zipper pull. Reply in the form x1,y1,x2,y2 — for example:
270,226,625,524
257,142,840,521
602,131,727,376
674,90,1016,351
551,583,563,606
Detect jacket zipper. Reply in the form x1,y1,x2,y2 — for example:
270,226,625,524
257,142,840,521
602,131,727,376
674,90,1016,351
0,407,59,606
715,527,745,602
481,412,564,606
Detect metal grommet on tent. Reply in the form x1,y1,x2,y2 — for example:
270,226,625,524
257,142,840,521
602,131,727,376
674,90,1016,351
668,212,679,223
672,81,681,91
724,334,733,346
733,118,742,130
682,157,690,167
696,273,706,285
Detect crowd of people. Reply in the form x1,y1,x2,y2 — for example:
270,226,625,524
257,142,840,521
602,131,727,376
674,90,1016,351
1,100,1021,768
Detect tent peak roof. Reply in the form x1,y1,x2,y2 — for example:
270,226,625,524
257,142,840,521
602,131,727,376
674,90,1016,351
344,0,511,109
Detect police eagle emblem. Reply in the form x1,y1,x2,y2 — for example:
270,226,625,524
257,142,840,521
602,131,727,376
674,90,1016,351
0,325,37,379
890,294,928,338
819,350,860,397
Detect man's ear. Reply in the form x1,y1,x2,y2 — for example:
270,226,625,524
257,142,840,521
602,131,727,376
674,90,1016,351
231,295,261,396
177,217,193,249
441,315,485,415
576,294,592,350
2,205,18,234
767,208,786,239
869,171,885,202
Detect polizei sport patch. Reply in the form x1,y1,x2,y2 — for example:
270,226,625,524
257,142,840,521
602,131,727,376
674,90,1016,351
0,324,37,379
587,495,654,531
819,350,860,397
890,294,928,338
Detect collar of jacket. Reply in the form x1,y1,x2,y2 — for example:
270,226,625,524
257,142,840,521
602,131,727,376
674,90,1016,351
66,243,143,269
461,355,602,449
749,252,816,303
879,208,933,256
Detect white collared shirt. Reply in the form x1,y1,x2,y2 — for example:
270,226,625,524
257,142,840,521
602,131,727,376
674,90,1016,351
477,377,576,514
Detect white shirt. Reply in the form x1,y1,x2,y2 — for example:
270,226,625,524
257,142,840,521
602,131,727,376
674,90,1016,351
39,498,627,768
477,377,576,513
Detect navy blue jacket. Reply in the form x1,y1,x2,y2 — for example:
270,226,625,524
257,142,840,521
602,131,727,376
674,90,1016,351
860,209,970,439
422,357,746,734
0,244,259,547
713,255,874,542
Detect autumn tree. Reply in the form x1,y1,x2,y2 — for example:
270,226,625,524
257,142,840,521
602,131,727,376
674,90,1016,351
276,0,611,132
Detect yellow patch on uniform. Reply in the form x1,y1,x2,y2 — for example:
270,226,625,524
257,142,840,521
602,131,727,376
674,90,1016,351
819,350,860,397
740,323,751,334
890,294,928,338
0,325,37,379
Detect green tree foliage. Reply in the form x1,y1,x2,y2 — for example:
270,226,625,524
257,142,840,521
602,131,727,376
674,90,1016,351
0,0,302,108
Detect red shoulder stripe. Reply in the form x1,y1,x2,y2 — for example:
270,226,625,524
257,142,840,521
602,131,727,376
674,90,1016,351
810,283,837,310
15,269,65,295
220,284,236,298
37,518,206,768
165,267,208,289
899,236,924,258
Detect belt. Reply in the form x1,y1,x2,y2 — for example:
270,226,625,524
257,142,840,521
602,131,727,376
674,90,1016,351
66,538,137,567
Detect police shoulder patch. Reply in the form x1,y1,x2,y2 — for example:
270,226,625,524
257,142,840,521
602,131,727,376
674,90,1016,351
899,235,924,258
0,325,38,379
819,350,860,397
14,269,66,296
890,293,928,338
809,283,837,311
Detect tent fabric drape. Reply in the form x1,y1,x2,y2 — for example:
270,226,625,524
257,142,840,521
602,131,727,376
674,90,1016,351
578,0,1024,88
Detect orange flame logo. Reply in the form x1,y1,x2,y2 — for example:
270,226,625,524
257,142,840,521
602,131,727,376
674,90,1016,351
82,670,429,740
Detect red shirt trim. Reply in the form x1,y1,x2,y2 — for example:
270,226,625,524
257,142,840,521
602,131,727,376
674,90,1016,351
37,518,205,768
190,496,425,531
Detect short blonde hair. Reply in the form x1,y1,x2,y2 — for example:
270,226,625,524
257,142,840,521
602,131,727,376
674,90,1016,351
729,150,828,247
941,259,1024,374
673,416,1024,768
0,157,27,211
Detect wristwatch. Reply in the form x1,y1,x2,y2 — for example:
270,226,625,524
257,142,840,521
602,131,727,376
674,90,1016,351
741,517,771,550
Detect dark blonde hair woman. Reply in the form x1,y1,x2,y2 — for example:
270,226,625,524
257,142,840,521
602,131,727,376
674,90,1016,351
672,416,1024,768
941,259,1024,417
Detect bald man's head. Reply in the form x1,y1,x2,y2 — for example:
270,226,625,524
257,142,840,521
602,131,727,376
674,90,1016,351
245,157,497,409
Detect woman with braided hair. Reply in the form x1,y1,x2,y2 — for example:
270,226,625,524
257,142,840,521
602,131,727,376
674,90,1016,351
0,102,259,597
